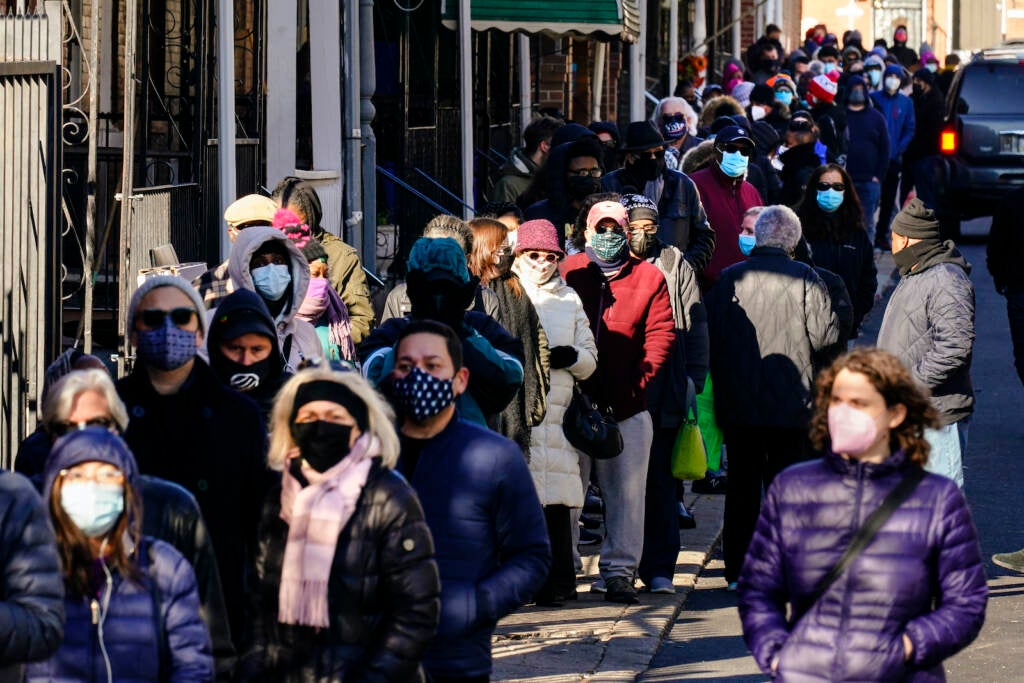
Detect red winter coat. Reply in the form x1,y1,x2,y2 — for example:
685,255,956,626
561,254,675,421
690,164,764,288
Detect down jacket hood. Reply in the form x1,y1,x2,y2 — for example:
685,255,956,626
43,427,139,510
206,288,285,385
228,226,310,328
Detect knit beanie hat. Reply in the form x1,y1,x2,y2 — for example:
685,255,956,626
891,198,940,240
731,81,756,107
620,194,659,224
749,84,775,105
515,219,565,257
912,67,935,85
128,274,209,337
808,74,838,103
407,237,471,283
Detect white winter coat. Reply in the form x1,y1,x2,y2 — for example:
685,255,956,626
516,262,598,508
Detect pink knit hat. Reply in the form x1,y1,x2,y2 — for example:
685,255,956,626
515,219,564,257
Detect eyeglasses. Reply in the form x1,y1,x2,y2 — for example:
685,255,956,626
629,223,659,234
601,140,618,150
816,182,846,192
58,467,125,485
568,167,602,178
138,307,197,330
525,251,559,263
721,144,753,157
661,113,686,124
51,417,119,437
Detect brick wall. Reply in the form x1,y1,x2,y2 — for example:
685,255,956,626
534,37,624,123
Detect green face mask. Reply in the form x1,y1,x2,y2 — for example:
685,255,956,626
589,230,628,261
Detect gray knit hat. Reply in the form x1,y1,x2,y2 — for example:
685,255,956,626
891,198,940,240
128,274,209,337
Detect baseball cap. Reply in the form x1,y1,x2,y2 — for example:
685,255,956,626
586,201,629,230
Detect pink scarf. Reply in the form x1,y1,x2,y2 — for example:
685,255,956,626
296,277,356,362
277,433,377,627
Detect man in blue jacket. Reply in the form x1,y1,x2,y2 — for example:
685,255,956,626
391,320,550,683
844,75,890,242
871,63,916,249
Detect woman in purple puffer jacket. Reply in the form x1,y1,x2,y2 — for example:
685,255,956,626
738,348,987,682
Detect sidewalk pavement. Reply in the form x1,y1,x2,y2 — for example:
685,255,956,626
491,492,725,682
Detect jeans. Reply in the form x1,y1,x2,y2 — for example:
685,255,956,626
854,180,882,243
578,411,654,580
1008,287,1024,387
876,159,904,245
639,427,681,585
924,419,966,488
723,427,809,583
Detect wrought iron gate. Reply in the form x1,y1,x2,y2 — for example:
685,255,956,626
0,8,63,467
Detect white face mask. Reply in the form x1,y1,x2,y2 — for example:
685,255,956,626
516,254,558,285
751,105,768,121
884,76,901,93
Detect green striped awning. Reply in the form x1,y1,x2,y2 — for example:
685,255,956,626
440,0,640,42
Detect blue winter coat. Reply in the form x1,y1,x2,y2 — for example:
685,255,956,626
871,83,915,160
738,449,987,682
26,537,214,682
396,417,550,678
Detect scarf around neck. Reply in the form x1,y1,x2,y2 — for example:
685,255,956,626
296,277,356,361
585,245,629,275
277,433,377,627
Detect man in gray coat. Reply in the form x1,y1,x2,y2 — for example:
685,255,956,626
877,199,975,487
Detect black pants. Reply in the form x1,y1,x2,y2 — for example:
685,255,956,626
535,504,576,601
639,427,680,584
876,159,903,244
723,427,809,583
1009,287,1024,387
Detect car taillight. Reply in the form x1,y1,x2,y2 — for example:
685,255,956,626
940,128,957,155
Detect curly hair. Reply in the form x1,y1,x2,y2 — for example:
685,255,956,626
810,347,939,466
797,163,866,242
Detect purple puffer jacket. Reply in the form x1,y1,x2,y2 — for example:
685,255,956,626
738,449,987,682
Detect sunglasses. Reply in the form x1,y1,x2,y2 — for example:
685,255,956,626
138,307,197,330
51,417,118,438
721,144,753,157
816,182,846,192
661,113,687,124
525,251,559,263
568,167,602,178
594,223,625,235
634,149,666,160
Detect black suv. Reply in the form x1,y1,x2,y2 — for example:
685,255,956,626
937,48,1024,235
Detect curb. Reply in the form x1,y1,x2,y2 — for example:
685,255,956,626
492,494,725,682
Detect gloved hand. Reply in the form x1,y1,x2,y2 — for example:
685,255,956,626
548,345,579,370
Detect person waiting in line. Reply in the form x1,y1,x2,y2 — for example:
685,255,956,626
247,369,440,681
523,136,607,248
468,218,549,458
778,117,824,208
491,116,564,204
651,97,702,172
28,427,214,682
739,349,987,681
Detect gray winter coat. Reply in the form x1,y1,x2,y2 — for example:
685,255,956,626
707,247,839,430
877,244,975,425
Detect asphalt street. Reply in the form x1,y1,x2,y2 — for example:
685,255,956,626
641,218,1024,682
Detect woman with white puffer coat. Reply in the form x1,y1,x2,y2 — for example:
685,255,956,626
512,219,598,606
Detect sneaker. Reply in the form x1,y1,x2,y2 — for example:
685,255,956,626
578,527,603,546
691,474,727,495
992,549,1024,574
605,576,639,604
678,501,696,529
648,576,675,594
590,578,606,593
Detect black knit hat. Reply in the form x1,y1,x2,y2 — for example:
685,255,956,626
892,198,940,239
750,84,775,105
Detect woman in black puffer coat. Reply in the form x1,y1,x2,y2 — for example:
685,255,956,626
247,369,440,683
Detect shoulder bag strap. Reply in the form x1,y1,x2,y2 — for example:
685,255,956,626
803,467,927,611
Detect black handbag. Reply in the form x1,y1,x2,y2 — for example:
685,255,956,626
562,383,624,460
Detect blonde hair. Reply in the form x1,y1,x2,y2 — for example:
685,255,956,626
268,367,400,471
42,369,129,432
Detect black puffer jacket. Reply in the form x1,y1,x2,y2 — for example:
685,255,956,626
707,247,839,430
249,460,440,682
602,167,716,271
877,242,975,425
0,471,64,682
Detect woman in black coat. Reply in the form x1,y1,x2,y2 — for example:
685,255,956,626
797,163,878,337
248,368,440,682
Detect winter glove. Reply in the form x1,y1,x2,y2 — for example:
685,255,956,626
548,345,579,370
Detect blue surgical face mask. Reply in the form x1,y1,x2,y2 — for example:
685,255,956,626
135,318,198,371
867,69,882,87
926,63,938,73
719,150,749,178
817,188,845,212
775,90,793,106
252,263,291,301
61,481,125,538
823,62,838,74
738,234,757,256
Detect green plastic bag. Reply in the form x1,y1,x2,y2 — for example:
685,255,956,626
671,410,707,480
696,375,723,472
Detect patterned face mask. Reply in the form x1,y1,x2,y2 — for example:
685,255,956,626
135,318,198,371
391,366,456,423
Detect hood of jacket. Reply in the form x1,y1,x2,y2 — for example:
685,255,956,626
499,148,537,180
206,288,286,386
228,225,311,328
42,426,139,508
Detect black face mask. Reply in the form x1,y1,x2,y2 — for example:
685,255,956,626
210,351,273,393
291,421,353,473
495,252,515,277
628,157,664,183
566,175,602,200
847,89,867,106
629,231,656,257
